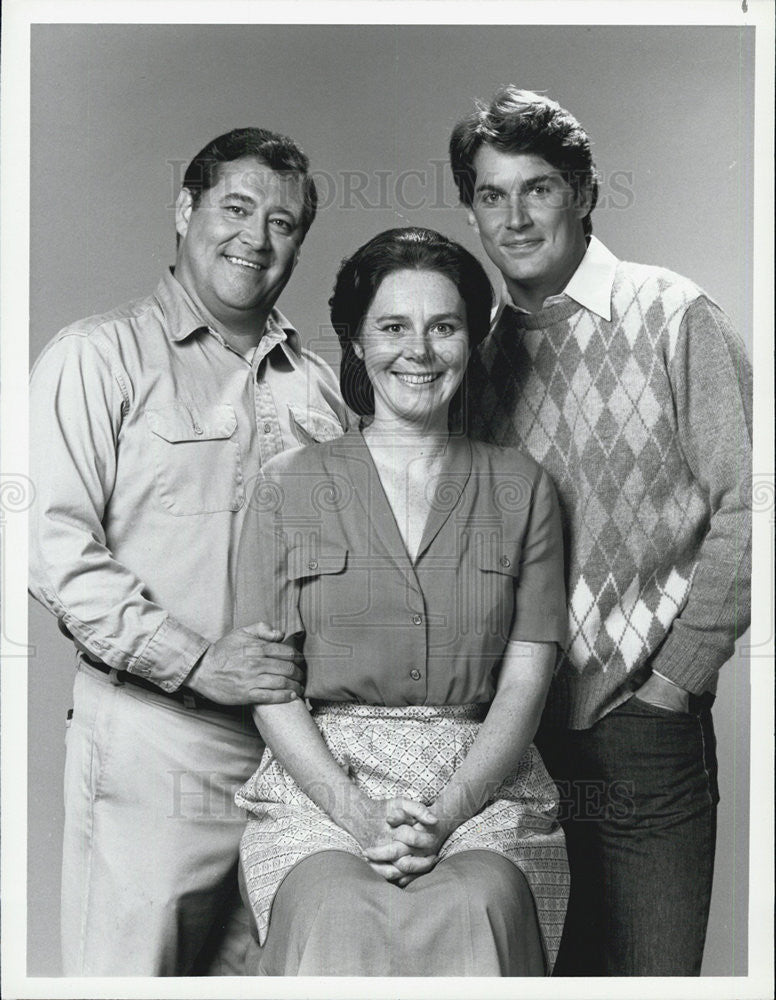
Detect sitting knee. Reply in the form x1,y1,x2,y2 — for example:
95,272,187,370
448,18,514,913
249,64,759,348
445,852,536,920
282,851,384,916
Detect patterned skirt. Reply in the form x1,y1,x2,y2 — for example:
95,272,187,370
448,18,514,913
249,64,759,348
236,702,569,969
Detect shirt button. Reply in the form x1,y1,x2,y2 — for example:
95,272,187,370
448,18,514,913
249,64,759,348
263,423,272,434
410,669,421,680
412,614,423,625
308,559,318,571
500,555,511,568
193,425,204,436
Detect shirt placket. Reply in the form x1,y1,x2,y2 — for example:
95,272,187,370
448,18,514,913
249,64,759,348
202,324,282,469
401,563,430,702
252,327,286,464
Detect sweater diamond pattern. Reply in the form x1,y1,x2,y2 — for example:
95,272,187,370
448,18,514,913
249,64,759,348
468,263,709,725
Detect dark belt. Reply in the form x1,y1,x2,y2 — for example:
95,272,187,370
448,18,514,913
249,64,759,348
81,655,249,721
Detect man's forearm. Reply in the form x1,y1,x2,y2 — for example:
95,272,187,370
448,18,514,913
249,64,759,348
651,297,752,693
30,550,210,692
30,333,211,691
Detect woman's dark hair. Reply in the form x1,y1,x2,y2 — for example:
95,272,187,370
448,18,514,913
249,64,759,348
329,227,493,417
182,127,317,235
450,87,598,237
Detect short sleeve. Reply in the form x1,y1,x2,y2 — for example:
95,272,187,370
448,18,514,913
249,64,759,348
234,468,303,639
510,467,567,644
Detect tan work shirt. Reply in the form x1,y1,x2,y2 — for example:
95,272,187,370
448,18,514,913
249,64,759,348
29,269,349,691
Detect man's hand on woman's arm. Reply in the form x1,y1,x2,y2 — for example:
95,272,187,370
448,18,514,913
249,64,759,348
185,622,304,704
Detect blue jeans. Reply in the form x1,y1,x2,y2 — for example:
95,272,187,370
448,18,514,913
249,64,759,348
536,692,718,976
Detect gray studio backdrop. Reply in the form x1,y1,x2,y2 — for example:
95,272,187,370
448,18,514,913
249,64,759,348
28,23,754,976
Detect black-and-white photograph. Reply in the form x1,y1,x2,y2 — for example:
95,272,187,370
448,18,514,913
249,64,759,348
1,2,773,998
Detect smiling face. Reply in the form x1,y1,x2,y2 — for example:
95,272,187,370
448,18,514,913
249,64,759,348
174,156,306,340
468,146,590,312
354,269,470,431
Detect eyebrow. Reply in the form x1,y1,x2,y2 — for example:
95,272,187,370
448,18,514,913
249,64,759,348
219,192,256,207
475,172,559,195
373,311,464,323
474,182,507,196
219,192,299,220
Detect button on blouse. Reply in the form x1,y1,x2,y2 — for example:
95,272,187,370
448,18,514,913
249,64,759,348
235,430,567,706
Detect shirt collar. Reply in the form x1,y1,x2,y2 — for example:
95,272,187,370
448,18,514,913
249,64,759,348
492,235,618,324
155,268,301,353
254,309,302,364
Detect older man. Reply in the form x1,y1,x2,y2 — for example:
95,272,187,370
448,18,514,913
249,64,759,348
29,128,349,975
450,88,752,975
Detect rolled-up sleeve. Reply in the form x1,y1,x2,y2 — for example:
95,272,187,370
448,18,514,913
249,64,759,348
510,467,567,645
29,334,209,690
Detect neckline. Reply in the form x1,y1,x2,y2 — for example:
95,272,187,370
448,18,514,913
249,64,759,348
348,428,472,567
504,296,584,330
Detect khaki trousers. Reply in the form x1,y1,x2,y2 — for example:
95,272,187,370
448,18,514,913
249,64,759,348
61,661,263,976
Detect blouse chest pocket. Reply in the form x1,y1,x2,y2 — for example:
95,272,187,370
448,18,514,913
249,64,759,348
287,543,349,637
476,539,521,641
145,402,244,515
288,403,345,446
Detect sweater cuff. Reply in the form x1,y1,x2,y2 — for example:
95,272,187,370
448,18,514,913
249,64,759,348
648,632,727,695
651,669,689,691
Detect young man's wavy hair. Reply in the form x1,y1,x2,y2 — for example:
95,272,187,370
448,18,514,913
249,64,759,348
449,87,599,237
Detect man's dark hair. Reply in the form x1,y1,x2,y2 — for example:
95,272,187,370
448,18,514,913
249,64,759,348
449,87,599,237
329,227,493,417
182,127,318,234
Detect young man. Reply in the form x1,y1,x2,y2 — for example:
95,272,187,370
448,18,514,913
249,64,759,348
450,88,752,976
29,128,349,975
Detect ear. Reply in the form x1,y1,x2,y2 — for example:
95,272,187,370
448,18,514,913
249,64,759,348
466,207,479,232
175,188,194,241
575,182,593,220
352,341,364,360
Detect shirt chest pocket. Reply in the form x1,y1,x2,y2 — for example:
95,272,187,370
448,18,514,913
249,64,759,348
287,543,349,637
476,539,521,642
145,403,244,515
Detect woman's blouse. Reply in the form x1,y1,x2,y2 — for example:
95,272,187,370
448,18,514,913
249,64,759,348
235,430,566,706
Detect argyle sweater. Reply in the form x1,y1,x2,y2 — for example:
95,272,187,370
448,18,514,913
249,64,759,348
467,260,752,729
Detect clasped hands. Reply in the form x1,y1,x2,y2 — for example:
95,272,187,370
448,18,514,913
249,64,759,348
348,796,451,888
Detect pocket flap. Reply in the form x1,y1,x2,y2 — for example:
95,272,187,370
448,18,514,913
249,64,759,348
287,543,348,580
288,403,344,445
146,403,237,443
477,539,520,577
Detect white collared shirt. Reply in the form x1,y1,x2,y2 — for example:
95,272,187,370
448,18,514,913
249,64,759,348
492,235,619,324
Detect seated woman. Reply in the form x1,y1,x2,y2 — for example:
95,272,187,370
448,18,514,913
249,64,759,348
235,227,569,976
